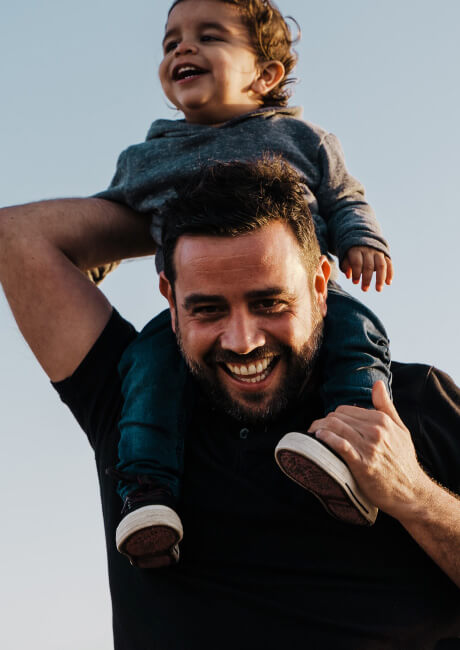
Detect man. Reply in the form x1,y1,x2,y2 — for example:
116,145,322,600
0,159,459,649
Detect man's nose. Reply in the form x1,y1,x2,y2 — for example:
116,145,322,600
174,39,198,56
220,312,266,355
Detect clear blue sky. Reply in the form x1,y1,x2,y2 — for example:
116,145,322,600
1,1,459,647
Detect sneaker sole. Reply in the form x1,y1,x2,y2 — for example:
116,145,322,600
275,432,378,526
116,505,183,566
132,544,180,569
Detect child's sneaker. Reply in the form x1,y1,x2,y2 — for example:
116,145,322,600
107,469,183,568
116,489,183,568
274,432,378,526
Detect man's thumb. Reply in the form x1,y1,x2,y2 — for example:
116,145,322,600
372,380,403,425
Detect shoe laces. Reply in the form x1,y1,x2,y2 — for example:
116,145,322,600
105,467,176,513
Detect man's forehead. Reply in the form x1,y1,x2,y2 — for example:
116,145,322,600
173,222,307,294
174,222,301,265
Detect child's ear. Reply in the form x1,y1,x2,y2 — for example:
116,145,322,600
251,61,285,97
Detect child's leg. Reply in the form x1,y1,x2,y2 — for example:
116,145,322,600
275,282,391,526
113,308,191,568
320,281,392,411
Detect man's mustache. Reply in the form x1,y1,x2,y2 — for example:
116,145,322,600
205,345,285,366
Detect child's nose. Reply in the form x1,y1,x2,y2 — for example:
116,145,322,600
175,40,198,56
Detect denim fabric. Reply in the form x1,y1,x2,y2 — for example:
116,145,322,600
321,283,392,412
116,287,391,499
116,309,189,500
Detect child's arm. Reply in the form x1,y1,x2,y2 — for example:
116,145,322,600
340,245,394,292
315,132,391,285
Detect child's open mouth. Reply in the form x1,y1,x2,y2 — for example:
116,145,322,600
173,65,208,82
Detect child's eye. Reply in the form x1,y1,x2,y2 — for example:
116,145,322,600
200,34,221,43
164,40,178,53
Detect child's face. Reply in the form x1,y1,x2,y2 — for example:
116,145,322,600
159,0,264,124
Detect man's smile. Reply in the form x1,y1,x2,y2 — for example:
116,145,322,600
215,354,283,396
221,354,278,384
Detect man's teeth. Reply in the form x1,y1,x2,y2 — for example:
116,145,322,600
225,356,274,383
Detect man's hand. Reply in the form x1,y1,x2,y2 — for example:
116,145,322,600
309,382,426,519
309,382,460,587
340,245,393,292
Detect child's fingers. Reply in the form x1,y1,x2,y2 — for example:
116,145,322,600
385,257,394,285
348,249,363,285
340,257,352,280
374,253,387,291
361,250,375,291
344,247,393,292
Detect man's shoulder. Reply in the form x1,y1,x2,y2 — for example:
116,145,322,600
54,309,137,389
391,360,458,410
52,309,137,450
391,360,431,397
391,360,460,493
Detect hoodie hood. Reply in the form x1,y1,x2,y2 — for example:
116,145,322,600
145,106,303,140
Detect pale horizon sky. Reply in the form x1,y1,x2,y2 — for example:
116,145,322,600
1,1,459,648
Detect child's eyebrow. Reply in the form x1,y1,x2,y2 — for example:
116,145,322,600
198,21,231,34
163,21,231,46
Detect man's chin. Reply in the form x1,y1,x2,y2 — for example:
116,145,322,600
196,375,289,423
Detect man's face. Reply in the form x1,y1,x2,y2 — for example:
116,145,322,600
160,222,329,422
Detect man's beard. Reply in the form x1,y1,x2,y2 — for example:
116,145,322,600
175,313,324,424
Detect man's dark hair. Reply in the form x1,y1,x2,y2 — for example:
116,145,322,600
167,0,299,107
161,156,321,288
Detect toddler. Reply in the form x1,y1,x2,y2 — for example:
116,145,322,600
95,0,393,568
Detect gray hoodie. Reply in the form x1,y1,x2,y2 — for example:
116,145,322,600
95,106,389,262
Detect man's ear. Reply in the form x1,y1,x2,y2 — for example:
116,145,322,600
251,61,285,97
313,255,331,317
159,271,177,333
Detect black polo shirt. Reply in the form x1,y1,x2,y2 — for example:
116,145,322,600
54,310,460,650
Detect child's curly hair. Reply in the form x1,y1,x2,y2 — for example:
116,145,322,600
168,0,299,107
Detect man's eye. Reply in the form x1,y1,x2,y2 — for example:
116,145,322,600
254,299,284,312
193,305,224,316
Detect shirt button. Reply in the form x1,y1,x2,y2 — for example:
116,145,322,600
239,428,250,439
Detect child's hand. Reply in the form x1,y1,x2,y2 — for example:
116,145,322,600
340,246,393,292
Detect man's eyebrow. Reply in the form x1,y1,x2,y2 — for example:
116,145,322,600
245,287,296,301
183,293,226,310
182,288,295,310
163,21,230,46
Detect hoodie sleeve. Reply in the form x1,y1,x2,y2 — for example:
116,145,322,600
316,133,390,262
93,149,132,206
